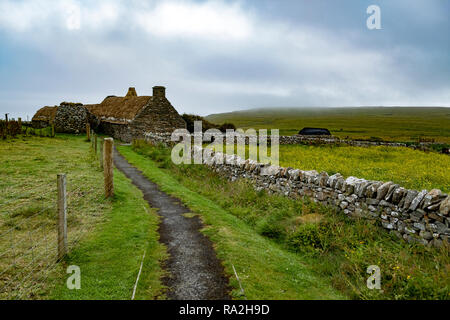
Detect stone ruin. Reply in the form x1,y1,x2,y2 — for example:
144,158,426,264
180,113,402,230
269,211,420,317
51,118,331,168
54,102,88,134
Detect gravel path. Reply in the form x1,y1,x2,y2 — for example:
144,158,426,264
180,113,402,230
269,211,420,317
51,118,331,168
114,148,231,300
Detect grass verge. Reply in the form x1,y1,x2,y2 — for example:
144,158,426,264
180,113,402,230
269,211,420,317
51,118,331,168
118,144,345,300
49,169,167,300
123,142,450,300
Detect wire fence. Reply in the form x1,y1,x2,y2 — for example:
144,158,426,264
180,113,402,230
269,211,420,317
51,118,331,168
0,133,107,299
0,188,58,299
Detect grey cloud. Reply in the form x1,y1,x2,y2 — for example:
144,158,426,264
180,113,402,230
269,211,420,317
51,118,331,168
0,0,448,120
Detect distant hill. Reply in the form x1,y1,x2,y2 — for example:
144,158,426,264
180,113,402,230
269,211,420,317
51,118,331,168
205,107,450,143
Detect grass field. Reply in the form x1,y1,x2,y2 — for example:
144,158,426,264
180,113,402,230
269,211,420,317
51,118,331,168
207,143,450,193
125,142,450,300
278,145,450,193
205,107,450,143
0,135,165,299
2,134,448,300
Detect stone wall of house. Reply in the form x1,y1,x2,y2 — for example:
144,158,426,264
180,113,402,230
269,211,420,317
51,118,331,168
100,121,133,143
31,120,49,129
132,98,186,134
187,146,450,248
54,103,88,133
143,132,174,145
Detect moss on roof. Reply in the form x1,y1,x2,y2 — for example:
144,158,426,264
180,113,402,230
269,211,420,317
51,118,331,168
86,96,151,122
32,106,58,122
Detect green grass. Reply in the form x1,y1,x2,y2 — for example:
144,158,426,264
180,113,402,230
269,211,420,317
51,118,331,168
126,142,450,300
205,107,450,143
278,145,450,193
49,169,167,300
207,144,450,193
118,145,345,300
0,135,165,299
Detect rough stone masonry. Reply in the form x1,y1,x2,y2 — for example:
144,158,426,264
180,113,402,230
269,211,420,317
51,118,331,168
186,145,449,249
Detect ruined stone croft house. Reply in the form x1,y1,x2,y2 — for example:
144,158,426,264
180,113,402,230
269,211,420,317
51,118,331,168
32,86,186,142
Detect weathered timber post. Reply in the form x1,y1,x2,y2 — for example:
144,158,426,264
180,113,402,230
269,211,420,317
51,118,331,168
51,122,55,138
57,174,68,260
18,117,23,135
94,134,98,155
4,114,8,138
103,138,114,198
99,139,104,169
86,123,91,141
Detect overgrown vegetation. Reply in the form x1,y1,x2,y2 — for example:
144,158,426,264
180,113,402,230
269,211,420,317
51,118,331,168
129,141,450,300
0,120,55,139
278,144,450,193
0,120,22,139
182,113,236,133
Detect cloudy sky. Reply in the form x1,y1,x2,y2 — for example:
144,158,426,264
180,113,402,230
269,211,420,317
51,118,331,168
0,0,449,119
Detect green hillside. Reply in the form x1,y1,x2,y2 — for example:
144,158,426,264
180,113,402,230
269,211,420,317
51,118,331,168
205,107,450,143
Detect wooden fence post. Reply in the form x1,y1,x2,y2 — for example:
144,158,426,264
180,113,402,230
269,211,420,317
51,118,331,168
57,174,68,260
99,139,104,169
86,123,91,141
94,134,98,155
5,114,8,138
103,138,114,198
51,123,55,137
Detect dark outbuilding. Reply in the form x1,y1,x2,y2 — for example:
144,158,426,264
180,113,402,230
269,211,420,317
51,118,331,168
298,127,331,135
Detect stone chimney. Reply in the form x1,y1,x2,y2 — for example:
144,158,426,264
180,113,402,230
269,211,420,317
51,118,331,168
126,87,137,97
153,86,166,99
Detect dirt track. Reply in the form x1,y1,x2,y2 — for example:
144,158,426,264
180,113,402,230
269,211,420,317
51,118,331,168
114,148,230,300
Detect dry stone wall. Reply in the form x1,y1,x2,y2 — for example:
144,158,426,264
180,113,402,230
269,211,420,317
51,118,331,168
54,102,88,133
244,134,439,149
140,132,449,248
188,145,449,249
143,132,441,150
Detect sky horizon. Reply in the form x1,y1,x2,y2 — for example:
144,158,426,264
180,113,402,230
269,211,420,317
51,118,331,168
1,0,449,119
